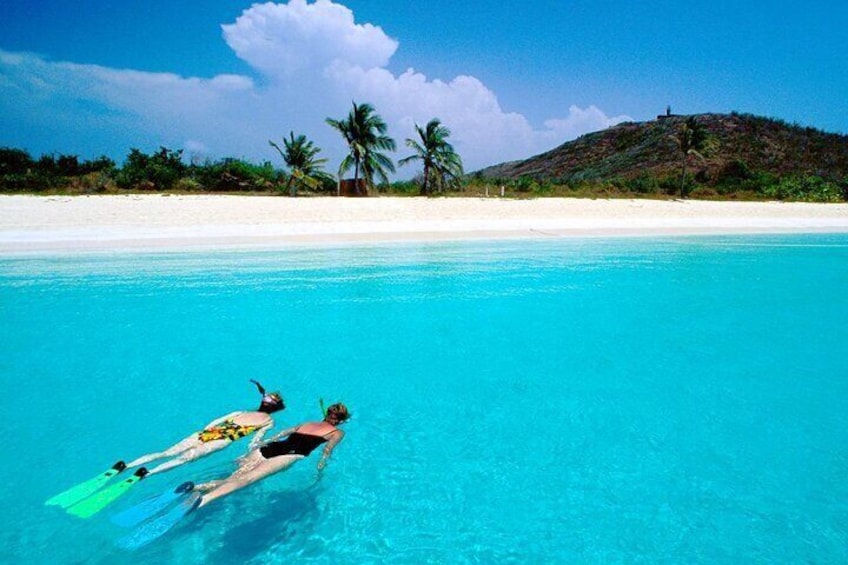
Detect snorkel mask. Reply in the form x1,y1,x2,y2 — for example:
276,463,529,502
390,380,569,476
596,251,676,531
251,379,285,413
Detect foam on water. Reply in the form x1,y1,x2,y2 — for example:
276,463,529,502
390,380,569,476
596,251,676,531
2,234,847,563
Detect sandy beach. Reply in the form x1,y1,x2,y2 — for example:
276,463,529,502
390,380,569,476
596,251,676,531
1,194,847,253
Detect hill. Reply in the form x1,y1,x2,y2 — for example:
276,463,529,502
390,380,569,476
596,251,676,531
476,113,848,198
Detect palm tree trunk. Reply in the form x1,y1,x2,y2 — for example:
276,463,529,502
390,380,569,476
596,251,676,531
285,175,296,198
354,161,361,196
679,158,687,199
420,163,430,196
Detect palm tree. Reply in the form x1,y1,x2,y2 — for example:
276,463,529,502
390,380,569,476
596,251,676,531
326,102,396,195
675,116,708,198
398,119,464,196
269,132,330,196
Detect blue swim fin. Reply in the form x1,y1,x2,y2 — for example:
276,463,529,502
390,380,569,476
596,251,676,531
116,492,202,550
45,461,127,509
111,481,195,528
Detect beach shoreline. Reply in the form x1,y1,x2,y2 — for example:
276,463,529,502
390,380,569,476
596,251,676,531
2,194,847,253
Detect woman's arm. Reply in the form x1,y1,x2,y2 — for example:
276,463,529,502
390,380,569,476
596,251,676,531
317,430,345,470
247,425,271,451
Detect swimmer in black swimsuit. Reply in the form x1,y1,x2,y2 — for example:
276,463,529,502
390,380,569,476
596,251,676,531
196,403,350,508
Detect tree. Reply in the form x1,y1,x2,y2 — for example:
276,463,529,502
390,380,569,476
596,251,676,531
117,147,185,190
398,119,464,195
326,102,396,194
675,117,708,198
269,132,331,196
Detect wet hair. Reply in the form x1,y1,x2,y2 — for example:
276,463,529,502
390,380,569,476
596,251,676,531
325,402,350,423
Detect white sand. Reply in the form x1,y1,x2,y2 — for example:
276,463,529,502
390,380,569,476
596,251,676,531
1,194,847,253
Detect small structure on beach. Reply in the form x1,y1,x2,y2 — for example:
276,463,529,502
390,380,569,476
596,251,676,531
339,178,368,196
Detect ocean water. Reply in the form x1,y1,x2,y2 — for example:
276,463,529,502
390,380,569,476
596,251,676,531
1,234,847,564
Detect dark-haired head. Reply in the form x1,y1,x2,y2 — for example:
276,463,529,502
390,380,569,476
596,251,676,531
259,392,285,414
251,380,285,414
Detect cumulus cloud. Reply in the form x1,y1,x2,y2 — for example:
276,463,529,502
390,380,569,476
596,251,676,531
0,0,631,173
223,0,397,77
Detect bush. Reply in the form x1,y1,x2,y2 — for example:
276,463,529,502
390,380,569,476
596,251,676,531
760,176,844,202
117,147,186,190
514,175,538,193
625,175,660,194
191,158,282,192
66,171,117,194
172,178,204,192
0,147,34,175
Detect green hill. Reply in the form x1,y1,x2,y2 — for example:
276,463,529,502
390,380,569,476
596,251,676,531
476,113,848,200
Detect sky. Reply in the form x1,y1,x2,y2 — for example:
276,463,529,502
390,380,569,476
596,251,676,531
1,0,846,176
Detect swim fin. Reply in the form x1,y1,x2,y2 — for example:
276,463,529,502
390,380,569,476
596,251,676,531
67,467,149,518
45,461,127,509
117,491,202,550
111,481,195,528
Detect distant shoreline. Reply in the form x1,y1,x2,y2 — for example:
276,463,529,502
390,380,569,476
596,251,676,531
2,194,847,254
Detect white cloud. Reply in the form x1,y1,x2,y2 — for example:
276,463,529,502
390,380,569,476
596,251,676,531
222,0,397,77
544,105,632,141
0,1,632,174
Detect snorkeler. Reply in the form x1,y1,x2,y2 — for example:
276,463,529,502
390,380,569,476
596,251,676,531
125,380,285,476
194,402,350,508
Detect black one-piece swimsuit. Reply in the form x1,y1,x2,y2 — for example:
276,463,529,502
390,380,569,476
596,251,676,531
259,432,328,459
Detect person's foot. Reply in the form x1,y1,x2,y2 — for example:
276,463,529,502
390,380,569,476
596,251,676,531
195,480,223,492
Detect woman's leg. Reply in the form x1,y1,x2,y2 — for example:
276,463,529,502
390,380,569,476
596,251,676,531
126,434,202,468
146,439,230,475
197,453,304,508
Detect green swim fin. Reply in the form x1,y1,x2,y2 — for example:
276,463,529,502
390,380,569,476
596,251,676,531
67,467,149,518
45,461,127,509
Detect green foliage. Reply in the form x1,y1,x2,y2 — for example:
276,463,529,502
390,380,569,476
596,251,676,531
269,132,332,196
190,158,281,192
398,118,464,195
624,174,660,194
0,148,116,192
0,147,34,175
389,180,425,195
759,176,843,202
65,171,118,194
326,101,396,192
514,175,537,193
676,117,709,198
117,147,186,190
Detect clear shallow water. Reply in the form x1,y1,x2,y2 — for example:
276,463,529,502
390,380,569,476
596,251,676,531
2,235,847,563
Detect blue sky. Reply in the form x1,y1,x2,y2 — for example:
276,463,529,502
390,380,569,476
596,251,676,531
1,0,846,174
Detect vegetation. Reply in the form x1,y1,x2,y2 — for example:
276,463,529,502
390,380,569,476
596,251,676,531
326,101,396,194
674,117,709,198
269,132,333,197
398,119,464,195
2,111,846,202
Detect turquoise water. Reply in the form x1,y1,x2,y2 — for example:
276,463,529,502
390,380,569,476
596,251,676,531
2,234,847,563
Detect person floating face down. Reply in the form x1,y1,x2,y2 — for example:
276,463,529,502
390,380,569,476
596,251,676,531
195,402,351,508
126,380,285,475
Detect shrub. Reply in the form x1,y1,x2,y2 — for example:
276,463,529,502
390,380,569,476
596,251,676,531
625,175,660,194
117,147,186,190
760,176,843,202
66,171,117,194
